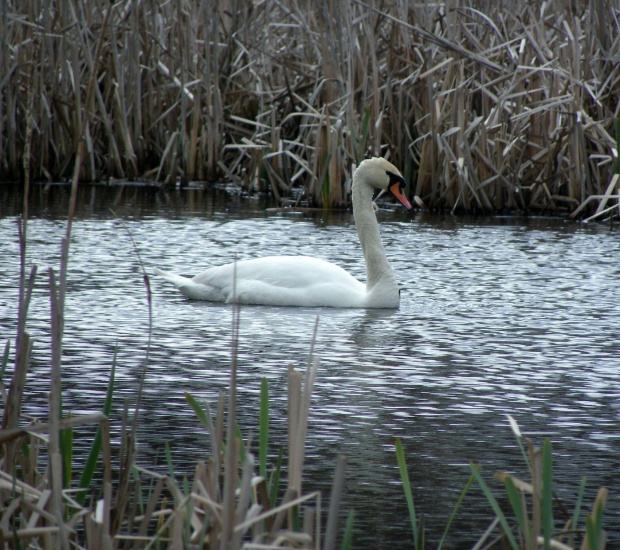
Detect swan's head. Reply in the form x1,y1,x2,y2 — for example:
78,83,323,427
354,157,412,209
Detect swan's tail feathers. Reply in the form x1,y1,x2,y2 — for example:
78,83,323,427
154,267,192,288
155,268,212,300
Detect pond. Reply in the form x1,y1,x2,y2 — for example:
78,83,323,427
1,183,619,548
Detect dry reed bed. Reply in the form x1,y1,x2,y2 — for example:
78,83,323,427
1,0,619,214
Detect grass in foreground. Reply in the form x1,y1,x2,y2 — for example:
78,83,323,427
0,277,348,548
396,415,609,549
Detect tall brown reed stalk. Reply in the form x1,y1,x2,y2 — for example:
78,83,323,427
2,0,619,214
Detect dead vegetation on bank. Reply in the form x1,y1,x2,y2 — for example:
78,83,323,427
1,0,619,215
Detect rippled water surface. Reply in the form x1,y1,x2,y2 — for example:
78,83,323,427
1,185,619,547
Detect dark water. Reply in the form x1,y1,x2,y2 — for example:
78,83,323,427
1,183,619,548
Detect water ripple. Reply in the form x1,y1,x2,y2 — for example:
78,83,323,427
1,203,619,547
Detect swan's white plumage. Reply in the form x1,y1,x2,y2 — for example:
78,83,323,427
156,157,411,308
155,256,365,306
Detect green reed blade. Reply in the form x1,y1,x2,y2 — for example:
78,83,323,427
503,476,528,541
235,422,247,468
395,438,418,548
469,462,519,550
438,473,475,550
542,439,553,550
185,391,210,431
586,493,606,550
269,445,284,508
572,476,587,533
165,441,175,479
594,496,605,534
418,514,426,549
259,377,269,479
11,528,21,550
76,348,117,505
132,465,145,516
586,513,600,550
340,509,355,550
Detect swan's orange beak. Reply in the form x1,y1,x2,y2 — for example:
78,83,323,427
388,181,412,210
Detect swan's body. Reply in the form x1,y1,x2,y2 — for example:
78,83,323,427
156,157,411,308
156,256,366,307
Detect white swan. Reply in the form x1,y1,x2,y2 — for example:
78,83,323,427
155,157,411,308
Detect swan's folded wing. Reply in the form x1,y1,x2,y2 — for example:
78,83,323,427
192,256,366,306
193,256,356,287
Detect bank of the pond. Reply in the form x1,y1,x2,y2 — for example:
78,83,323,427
2,1,619,213
2,179,619,225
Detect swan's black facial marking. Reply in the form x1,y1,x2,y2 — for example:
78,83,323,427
386,170,412,210
386,170,406,195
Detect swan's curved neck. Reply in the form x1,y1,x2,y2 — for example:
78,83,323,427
352,176,397,293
